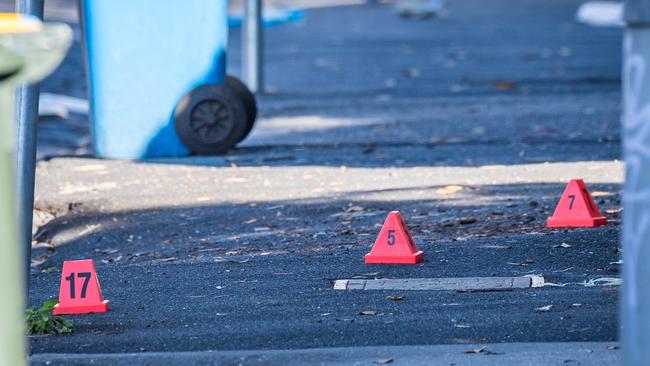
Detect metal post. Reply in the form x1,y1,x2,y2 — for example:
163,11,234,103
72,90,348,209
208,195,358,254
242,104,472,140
623,1,650,365
243,0,263,93
0,75,27,366
14,0,44,297
2,18,72,366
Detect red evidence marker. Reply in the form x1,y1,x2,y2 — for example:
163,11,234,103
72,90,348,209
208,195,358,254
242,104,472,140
53,259,110,315
547,179,607,228
365,211,424,264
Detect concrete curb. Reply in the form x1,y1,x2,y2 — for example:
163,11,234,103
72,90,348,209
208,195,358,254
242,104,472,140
31,341,621,366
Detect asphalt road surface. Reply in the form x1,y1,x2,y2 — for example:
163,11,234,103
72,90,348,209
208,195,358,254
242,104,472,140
24,0,622,363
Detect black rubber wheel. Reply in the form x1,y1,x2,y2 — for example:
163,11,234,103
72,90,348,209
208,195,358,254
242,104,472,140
174,84,248,155
225,75,257,142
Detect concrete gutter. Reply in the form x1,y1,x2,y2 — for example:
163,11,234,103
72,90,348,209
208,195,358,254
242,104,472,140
30,342,621,366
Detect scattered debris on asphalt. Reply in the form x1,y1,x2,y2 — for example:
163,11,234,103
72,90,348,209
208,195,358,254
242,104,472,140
553,242,573,249
535,305,554,312
359,310,379,316
373,357,394,364
436,185,463,195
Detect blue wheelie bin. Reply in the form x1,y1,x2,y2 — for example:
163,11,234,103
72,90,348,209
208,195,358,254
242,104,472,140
80,1,256,159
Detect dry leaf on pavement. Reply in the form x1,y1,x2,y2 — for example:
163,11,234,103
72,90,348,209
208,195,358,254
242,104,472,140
387,295,405,301
359,310,378,316
436,185,463,195
374,358,394,364
553,243,573,249
459,217,477,225
346,206,365,213
494,81,517,90
464,346,487,354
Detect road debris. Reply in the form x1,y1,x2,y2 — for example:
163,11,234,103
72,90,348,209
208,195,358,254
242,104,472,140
373,357,394,364
535,305,554,312
553,242,573,249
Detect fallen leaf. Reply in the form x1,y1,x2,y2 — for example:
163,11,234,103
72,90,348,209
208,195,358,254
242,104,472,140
436,185,463,195
359,310,378,316
464,346,501,355
346,206,365,213
535,305,554,312
387,295,405,301
374,358,394,364
32,242,53,249
32,209,56,235
459,217,477,225
440,219,455,227
464,346,487,354
508,259,535,266
494,81,517,90
553,242,573,249
30,257,47,268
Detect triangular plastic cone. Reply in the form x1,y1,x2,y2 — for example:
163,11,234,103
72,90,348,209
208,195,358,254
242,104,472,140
53,259,110,315
365,211,424,264
547,179,607,228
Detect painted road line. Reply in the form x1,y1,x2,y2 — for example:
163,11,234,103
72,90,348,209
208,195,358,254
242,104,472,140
332,276,545,291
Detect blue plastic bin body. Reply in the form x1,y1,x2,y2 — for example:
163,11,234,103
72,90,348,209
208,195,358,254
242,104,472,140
80,0,228,159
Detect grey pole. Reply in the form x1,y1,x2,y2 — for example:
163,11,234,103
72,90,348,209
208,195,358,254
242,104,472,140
623,1,650,365
15,0,45,296
243,0,263,93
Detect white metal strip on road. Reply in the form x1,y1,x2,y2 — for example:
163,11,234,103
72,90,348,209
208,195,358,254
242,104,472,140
333,276,545,291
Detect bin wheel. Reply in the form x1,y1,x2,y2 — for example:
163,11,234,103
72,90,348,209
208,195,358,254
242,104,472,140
174,84,248,155
225,75,257,142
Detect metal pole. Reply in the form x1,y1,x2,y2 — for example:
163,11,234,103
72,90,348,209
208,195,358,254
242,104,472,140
14,0,44,297
0,74,27,366
623,1,650,365
243,0,263,93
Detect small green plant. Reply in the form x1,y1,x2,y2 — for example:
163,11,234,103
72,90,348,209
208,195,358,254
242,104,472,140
26,299,73,335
